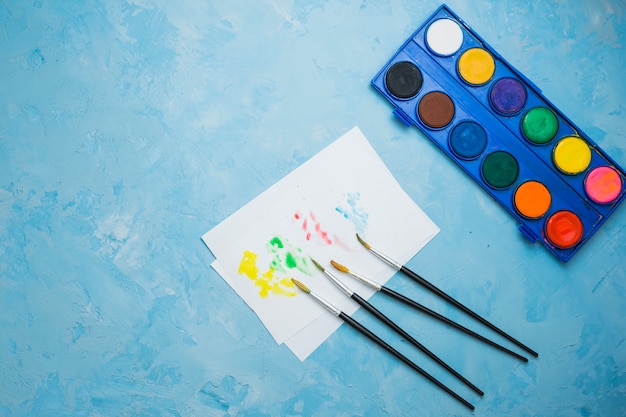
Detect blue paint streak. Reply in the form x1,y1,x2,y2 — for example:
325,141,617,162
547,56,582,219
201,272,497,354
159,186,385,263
335,191,369,234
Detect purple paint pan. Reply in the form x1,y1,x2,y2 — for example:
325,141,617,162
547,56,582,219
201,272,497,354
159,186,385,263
489,77,527,115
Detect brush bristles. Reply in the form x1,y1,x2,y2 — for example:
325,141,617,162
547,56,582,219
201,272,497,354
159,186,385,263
330,260,349,273
355,233,371,250
291,278,310,294
310,258,325,272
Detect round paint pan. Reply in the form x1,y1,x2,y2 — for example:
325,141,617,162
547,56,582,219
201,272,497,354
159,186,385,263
481,151,519,189
449,121,488,159
385,61,423,99
425,18,464,56
553,136,592,175
545,210,584,249
417,91,455,129
521,107,559,144
489,77,527,115
584,166,623,204
457,48,495,85
513,180,552,219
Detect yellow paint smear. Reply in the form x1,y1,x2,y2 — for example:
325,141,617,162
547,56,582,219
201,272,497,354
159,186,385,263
238,250,297,298
238,250,260,279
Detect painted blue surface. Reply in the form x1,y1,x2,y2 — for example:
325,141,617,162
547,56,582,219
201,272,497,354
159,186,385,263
0,1,624,416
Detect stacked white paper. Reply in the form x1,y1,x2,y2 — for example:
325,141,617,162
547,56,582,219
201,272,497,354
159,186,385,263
203,127,439,360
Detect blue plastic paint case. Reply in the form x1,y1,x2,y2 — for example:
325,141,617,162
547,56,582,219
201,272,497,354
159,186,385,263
371,4,626,262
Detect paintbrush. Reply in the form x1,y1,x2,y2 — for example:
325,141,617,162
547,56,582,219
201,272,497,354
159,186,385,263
330,260,528,362
311,258,483,397
356,233,539,358
291,278,475,411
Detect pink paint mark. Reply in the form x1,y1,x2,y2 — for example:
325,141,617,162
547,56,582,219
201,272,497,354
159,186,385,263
331,234,352,251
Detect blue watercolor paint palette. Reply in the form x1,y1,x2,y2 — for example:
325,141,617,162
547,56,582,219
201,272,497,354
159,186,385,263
371,4,626,262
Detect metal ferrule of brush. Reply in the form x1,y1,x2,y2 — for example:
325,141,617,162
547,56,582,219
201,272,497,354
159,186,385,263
348,270,382,291
323,270,354,297
369,246,402,270
309,291,341,316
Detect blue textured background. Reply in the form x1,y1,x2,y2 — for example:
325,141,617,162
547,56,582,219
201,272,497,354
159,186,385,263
1,1,625,416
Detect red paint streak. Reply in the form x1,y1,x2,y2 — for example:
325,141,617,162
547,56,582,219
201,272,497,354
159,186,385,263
293,210,333,245
315,222,332,244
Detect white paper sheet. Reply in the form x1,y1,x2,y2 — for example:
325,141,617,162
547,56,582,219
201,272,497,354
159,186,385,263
203,126,439,360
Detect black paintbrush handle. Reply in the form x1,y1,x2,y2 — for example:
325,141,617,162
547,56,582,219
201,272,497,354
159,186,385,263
338,311,475,411
400,265,539,358
380,286,529,362
351,293,483,396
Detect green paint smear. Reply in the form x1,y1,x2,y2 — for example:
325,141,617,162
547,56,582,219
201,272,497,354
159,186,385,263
268,236,284,249
265,236,313,275
285,252,297,268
